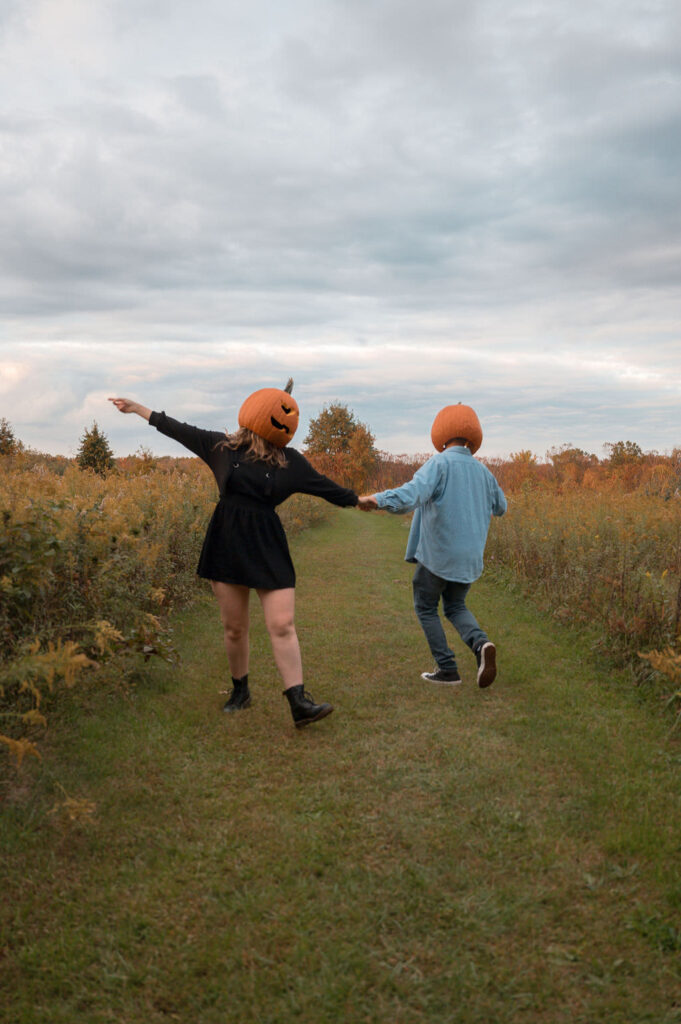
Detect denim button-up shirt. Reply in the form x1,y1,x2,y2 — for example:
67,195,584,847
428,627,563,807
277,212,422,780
374,446,507,583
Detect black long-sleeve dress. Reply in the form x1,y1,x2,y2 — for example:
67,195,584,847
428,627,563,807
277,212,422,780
149,411,358,589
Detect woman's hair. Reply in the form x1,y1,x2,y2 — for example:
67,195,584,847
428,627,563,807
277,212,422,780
216,427,289,468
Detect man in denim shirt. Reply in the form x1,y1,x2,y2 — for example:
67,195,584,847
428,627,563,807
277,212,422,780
359,405,506,687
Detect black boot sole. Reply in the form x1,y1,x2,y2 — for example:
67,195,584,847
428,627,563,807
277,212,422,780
223,696,252,713
294,705,334,728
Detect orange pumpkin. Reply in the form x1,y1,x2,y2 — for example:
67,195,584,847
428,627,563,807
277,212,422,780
431,403,483,454
238,379,300,447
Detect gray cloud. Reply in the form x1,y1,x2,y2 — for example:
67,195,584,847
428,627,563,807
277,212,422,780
1,0,680,458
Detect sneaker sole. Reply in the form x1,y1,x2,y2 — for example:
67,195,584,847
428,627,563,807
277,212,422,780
477,644,497,688
421,673,462,686
294,705,334,728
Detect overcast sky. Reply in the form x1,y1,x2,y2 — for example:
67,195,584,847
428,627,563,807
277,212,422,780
1,0,680,459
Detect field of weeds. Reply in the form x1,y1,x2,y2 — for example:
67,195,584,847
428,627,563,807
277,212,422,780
0,454,329,764
484,447,681,718
3,440,681,764
487,488,681,658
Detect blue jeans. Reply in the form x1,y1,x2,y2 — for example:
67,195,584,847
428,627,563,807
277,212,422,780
412,562,487,671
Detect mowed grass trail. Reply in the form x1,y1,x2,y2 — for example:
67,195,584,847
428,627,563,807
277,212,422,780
2,509,681,1024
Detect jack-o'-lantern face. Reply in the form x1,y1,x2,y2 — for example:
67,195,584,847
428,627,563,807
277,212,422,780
431,403,483,454
238,384,300,447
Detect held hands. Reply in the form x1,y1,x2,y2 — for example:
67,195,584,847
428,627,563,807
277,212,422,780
108,397,152,421
358,494,379,511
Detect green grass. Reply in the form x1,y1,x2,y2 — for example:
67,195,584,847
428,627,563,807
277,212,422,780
2,510,681,1023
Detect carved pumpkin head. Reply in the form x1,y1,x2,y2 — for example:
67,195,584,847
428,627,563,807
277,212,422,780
431,403,483,454
238,378,300,448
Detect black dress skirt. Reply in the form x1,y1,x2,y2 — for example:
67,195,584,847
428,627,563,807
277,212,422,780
147,411,358,592
197,460,296,590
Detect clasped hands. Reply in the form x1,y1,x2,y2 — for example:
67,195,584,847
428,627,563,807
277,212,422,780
357,495,378,511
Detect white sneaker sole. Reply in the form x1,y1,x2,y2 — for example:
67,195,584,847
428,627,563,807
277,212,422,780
477,643,497,688
421,673,462,686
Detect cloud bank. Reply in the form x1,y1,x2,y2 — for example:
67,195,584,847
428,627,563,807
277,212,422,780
1,0,680,457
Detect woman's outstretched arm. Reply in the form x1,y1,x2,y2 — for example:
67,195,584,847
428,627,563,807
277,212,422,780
110,399,227,464
108,397,152,421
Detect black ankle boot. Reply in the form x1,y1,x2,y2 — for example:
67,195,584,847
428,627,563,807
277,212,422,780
223,674,251,712
283,684,333,728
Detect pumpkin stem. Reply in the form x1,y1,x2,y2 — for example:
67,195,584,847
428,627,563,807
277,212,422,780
284,378,294,394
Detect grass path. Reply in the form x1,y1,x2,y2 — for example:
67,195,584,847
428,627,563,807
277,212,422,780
2,510,681,1024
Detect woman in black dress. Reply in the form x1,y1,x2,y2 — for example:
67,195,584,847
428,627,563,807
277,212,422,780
109,382,358,728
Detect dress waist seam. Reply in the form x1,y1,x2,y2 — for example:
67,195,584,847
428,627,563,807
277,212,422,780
219,493,276,513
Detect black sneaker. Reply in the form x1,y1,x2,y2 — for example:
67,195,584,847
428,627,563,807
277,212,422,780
421,668,462,685
476,643,497,688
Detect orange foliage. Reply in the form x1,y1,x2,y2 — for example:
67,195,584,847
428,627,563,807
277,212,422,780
484,444,681,498
305,449,429,493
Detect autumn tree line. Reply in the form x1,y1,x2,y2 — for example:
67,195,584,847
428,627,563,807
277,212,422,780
486,441,681,498
3,409,680,497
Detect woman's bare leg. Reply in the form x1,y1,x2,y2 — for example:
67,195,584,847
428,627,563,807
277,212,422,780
257,587,302,690
211,581,250,678
258,587,332,726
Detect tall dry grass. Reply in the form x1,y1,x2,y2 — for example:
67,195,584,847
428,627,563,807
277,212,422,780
0,453,329,763
482,450,681,715
486,487,681,659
